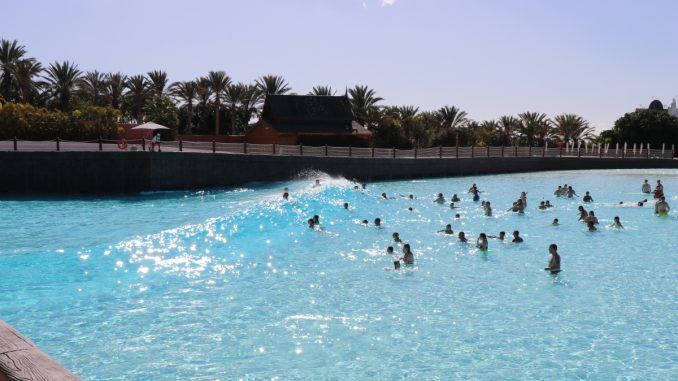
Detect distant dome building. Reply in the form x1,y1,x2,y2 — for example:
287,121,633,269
649,100,664,110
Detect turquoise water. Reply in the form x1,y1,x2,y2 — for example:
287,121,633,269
1,169,677,380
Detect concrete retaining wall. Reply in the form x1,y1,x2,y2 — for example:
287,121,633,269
1,151,677,194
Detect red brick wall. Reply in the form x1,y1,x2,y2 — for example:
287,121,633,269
177,135,245,143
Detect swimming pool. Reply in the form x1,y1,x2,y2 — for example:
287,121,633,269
1,169,676,380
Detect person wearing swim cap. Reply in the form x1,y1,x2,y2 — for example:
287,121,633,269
545,244,561,274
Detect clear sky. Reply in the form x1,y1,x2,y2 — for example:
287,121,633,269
4,0,678,130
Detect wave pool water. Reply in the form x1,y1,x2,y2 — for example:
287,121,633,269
1,169,677,380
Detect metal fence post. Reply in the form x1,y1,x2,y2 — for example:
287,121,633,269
577,147,581,158
243,142,248,154
392,147,396,159
528,145,532,157
414,147,417,159
349,145,352,157
325,144,328,156
672,144,675,158
272,143,276,155
56,137,60,151
212,140,216,153
471,146,474,158
455,145,459,158
542,145,546,157
439,146,443,158
501,146,505,157
98,136,103,151
514,146,518,156
486,146,490,157
559,146,563,158
371,147,375,158
13,136,17,151
299,144,303,156
179,139,183,152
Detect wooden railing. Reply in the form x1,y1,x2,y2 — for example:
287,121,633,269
0,138,674,159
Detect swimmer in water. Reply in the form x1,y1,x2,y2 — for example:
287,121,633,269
566,186,577,198
392,232,403,244
308,218,315,228
554,186,562,197
512,230,524,243
545,200,553,208
552,218,559,225
609,216,624,229
458,231,468,243
544,243,561,274
313,179,321,188
519,192,528,208
582,191,593,202
362,219,369,225
577,206,588,221
401,244,414,265
484,201,492,216
455,213,461,219
387,246,401,270
313,215,320,225
449,202,457,209
655,196,670,215
476,233,489,250
374,218,381,227
587,220,597,231
434,193,446,204
638,199,648,207
656,179,663,192
408,207,414,212
471,189,480,202
641,179,651,194
381,192,388,199
468,183,479,193
584,211,599,225
539,201,547,210
451,194,461,202
488,231,506,241
343,202,349,209
283,192,289,200
438,224,454,235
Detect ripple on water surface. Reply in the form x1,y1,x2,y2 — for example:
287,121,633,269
0,169,677,380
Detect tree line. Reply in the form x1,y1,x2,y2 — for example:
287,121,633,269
1,38,601,147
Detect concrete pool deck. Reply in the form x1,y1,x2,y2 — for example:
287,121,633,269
1,151,677,194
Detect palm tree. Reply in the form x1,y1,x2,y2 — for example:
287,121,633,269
79,70,108,106
124,74,149,122
436,106,468,133
396,105,419,144
106,72,128,109
498,115,520,145
348,85,383,126
240,83,261,126
224,83,246,135
45,61,82,111
206,70,231,135
0,39,27,101
308,85,336,96
9,58,43,104
147,70,168,97
552,113,595,144
518,112,550,146
255,74,291,96
169,80,198,134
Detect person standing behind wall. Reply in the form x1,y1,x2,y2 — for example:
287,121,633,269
152,132,161,152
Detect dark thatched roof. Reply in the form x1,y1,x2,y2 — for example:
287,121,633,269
261,95,356,134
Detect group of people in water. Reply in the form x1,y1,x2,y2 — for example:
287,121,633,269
291,177,671,275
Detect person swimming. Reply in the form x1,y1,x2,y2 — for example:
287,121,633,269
438,224,454,234
583,191,593,202
642,179,651,194
392,232,403,243
401,244,414,265
609,216,624,229
408,207,414,212
577,206,588,221
458,231,468,243
476,233,489,250
454,213,461,219
343,202,349,210
313,215,320,225
488,231,506,241
566,186,577,198
451,194,461,202
539,201,547,210
468,183,479,193
584,211,599,225
544,243,561,274
587,220,597,231
655,196,670,215
449,202,457,209
484,201,492,216
387,246,400,269
554,186,562,197
545,200,553,208
512,230,523,243
434,193,446,204
519,192,527,208
374,218,382,227
313,179,321,188
653,181,664,199
552,218,559,225
381,192,388,199
361,219,369,225
307,218,315,228
471,189,480,202
283,192,289,200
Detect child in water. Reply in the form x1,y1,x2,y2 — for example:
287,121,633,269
476,233,489,251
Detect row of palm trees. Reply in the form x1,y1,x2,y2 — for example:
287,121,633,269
1,38,596,146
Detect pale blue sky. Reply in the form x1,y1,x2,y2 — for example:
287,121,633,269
4,0,678,130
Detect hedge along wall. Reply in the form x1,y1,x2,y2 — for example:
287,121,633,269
0,102,121,140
